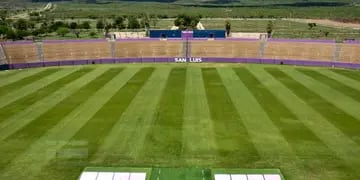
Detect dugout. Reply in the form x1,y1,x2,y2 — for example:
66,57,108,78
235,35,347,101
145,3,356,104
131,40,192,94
149,30,182,38
193,30,226,38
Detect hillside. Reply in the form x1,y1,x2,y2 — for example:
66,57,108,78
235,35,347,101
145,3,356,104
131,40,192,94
2,0,358,6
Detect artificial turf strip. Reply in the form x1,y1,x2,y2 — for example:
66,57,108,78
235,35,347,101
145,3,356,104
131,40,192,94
150,168,212,180
265,67,360,145
0,68,123,170
0,68,93,124
201,68,259,165
297,68,360,103
233,67,355,179
330,69,360,82
141,68,187,161
36,67,155,180
0,68,60,98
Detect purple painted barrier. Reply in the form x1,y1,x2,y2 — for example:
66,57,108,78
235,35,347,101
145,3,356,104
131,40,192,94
3,41,34,45
182,31,193,40
260,59,277,64
221,38,259,41
74,60,89,65
27,62,44,68
43,39,108,44
10,63,28,69
7,58,360,70
59,61,74,66
344,40,360,44
116,38,183,42
246,58,262,64
268,38,336,44
43,61,59,67
141,58,155,63
155,57,171,63
118,58,129,63
101,59,115,64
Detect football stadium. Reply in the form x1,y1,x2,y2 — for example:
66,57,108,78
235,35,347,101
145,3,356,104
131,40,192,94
0,1,359,180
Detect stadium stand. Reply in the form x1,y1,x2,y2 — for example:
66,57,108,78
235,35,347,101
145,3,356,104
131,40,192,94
263,41,335,61
3,43,38,63
115,40,183,58
338,43,360,63
191,40,260,58
1,38,359,70
43,41,111,61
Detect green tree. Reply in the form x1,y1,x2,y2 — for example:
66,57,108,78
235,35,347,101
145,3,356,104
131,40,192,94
150,14,159,28
140,14,150,29
49,21,68,32
80,21,91,29
323,31,329,37
127,16,140,29
74,29,80,38
0,25,9,37
57,27,69,37
96,19,104,30
308,23,317,30
225,20,231,37
70,22,78,30
13,19,29,31
174,14,201,30
89,31,97,37
0,10,7,21
6,29,17,40
104,23,112,37
266,21,274,38
113,16,125,29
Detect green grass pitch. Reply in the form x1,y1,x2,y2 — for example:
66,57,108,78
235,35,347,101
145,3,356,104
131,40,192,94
0,63,359,180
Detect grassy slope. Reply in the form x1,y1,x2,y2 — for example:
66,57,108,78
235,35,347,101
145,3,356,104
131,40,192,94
157,19,360,40
0,63,359,180
46,1,360,19
38,19,359,40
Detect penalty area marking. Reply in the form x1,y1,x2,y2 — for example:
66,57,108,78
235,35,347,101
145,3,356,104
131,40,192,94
79,172,146,180
214,173,282,180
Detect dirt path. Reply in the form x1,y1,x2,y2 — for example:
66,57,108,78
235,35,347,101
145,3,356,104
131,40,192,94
284,18,360,29
10,3,54,19
202,18,360,29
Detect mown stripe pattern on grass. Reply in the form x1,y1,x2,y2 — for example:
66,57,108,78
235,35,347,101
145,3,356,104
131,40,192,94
0,68,60,98
202,68,260,166
265,67,360,145
0,68,122,170
141,68,187,163
330,69,360,82
297,68,360,103
0,64,359,180
234,67,355,179
0,68,92,124
35,67,154,180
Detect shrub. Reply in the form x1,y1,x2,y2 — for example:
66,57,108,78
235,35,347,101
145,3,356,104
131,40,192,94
57,27,69,37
